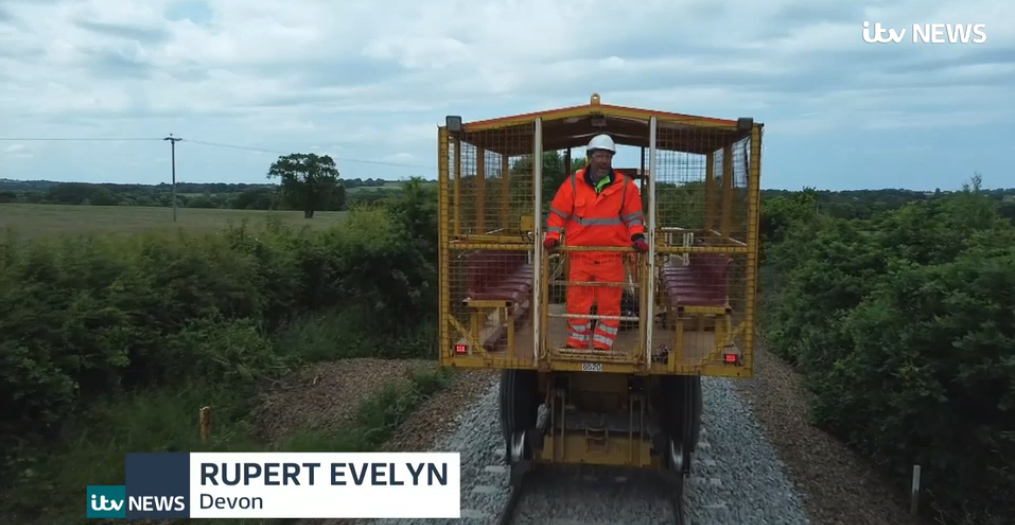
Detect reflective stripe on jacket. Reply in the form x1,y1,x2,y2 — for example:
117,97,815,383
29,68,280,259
545,168,645,247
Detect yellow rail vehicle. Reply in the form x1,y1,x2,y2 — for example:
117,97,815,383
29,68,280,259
437,94,763,523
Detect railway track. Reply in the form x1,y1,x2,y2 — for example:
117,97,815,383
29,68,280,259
463,427,710,525
477,404,692,525
369,378,810,525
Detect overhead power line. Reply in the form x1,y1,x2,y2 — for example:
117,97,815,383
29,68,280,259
184,137,434,167
0,135,437,170
0,137,163,141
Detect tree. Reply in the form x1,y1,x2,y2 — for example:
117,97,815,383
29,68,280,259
506,152,607,193
266,153,342,218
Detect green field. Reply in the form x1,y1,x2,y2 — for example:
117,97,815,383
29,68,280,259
177,182,428,198
0,203,348,239
346,181,438,193
346,183,406,193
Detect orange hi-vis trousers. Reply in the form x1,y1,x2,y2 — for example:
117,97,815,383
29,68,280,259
565,253,626,351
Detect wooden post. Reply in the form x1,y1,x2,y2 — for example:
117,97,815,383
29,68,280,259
199,406,212,442
910,464,921,515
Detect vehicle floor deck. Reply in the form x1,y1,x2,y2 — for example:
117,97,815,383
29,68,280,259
466,303,716,366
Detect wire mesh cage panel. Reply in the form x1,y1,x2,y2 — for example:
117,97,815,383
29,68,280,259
448,125,536,237
653,122,752,245
441,122,539,368
652,118,758,375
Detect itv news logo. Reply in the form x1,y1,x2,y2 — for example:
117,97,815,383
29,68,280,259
87,485,185,518
862,22,987,44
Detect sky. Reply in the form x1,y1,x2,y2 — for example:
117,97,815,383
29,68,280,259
0,0,1012,191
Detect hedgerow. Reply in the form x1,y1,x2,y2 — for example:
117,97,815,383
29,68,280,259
0,180,439,487
762,185,1015,524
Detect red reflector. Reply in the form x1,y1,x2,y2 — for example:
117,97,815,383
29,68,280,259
723,353,738,363
454,344,468,354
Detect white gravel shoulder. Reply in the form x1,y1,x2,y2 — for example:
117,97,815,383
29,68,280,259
371,376,812,525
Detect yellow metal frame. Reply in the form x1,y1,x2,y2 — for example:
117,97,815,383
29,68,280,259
533,371,659,468
437,96,763,378
461,93,741,133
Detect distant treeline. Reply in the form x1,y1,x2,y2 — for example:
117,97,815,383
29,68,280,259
762,187,1015,221
0,177,395,193
0,177,1012,221
0,177,437,211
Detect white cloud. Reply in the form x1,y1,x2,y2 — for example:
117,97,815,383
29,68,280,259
381,153,416,164
0,0,1011,189
3,144,33,159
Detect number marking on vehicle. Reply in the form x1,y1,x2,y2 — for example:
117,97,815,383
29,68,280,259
581,362,603,372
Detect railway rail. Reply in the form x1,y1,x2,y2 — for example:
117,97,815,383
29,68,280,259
484,407,691,525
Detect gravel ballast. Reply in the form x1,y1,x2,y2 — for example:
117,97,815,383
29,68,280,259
734,343,921,525
370,375,812,525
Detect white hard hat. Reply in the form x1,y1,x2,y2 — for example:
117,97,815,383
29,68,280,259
587,134,616,154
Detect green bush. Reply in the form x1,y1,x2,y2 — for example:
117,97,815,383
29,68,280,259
0,180,439,480
762,188,1015,524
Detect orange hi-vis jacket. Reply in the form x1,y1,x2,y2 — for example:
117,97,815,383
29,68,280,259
546,168,645,248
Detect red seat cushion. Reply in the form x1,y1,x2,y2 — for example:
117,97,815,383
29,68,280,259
471,283,530,303
465,251,534,303
660,253,731,308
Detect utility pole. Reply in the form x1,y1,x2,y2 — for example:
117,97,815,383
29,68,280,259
163,134,182,222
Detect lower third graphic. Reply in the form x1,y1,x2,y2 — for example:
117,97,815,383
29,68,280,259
87,485,126,518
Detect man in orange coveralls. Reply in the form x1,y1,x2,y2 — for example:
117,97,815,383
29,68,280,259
543,133,648,351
